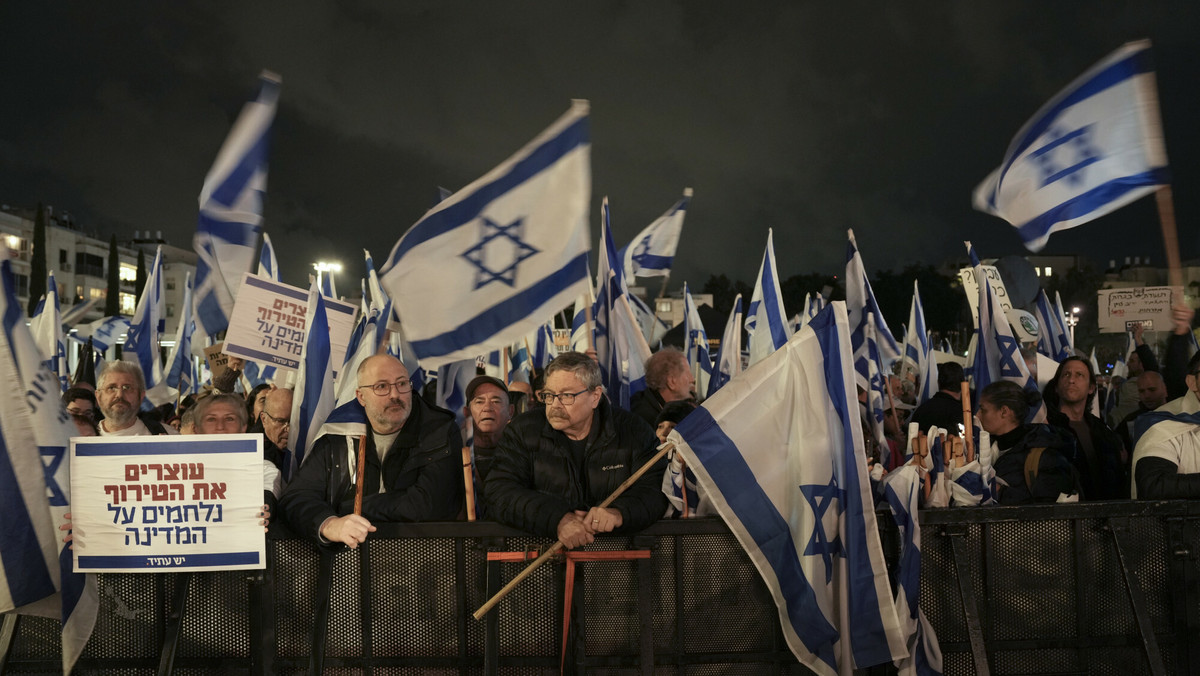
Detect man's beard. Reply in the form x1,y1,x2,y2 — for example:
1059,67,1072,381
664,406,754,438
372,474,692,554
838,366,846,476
104,401,137,428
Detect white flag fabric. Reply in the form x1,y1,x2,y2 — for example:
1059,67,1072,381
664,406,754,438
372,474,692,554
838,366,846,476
1034,289,1072,362
593,198,652,408
903,281,938,406
164,271,198,397
124,246,171,406
619,188,692,279
75,315,129,354
669,302,906,675
683,282,712,400
29,271,69,392
193,72,280,337
967,242,1044,422
0,261,98,675
288,282,335,475
847,229,901,390
257,232,280,281
707,294,743,398
973,40,1169,252
570,282,594,354
379,101,591,369
745,228,791,367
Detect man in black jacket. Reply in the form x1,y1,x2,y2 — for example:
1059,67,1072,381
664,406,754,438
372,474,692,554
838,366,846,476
484,351,668,549
279,355,463,548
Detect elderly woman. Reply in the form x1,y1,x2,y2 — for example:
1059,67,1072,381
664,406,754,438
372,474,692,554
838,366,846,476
979,381,1081,504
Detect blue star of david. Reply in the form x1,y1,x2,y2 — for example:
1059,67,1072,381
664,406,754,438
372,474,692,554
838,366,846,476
631,238,654,268
799,477,845,583
41,446,68,507
1029,125,1100,188
460,216,539,289
996,334,1023,378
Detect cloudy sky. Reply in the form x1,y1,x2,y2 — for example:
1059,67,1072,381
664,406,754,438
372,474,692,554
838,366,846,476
2,2,1197,291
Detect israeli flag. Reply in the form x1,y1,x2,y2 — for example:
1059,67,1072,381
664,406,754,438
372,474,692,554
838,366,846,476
744,228,791,367
795,292,826,333
619,187,692,279
165,271,198,397
904,282,938,406
0,261,99,675
59,298,99,331
1034,289,1072,361
593,198,652,408
193,71,280,337
570,283,594,354
974,40,1169,252
29,271,69,393
628,290,670,346
257,232,280,281
669,302,906,675
530,322,556,370
967,242,1044,422
508,340,532,384
380,101,591,369
437,358,477,430
75,315,129,354
287,282,335,475
847,229,901,390
707,293,743,398
865,315,892,456
124,246,170,406
319,268,337,300
879,465,943,675
386,325,426,395
683,282,712,400
1110,331,1135,380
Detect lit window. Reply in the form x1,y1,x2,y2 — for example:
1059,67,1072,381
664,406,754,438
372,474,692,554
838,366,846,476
5,235,20,249
657,301,672,313
1044,267,1052,277
1035,268,1041,277
119,265,137,282
166,304,175,318
89,288,106,300
119,292,136,315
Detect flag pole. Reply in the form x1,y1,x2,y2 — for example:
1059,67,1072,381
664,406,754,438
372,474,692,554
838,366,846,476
1155,186,1184,289
472,442,673,620
353,434,368,515
960,382,975,463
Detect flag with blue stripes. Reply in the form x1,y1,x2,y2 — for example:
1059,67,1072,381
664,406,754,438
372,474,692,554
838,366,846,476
76,315,129,354
628,291,670,346
379,101,591,369
1109,331,1134,381
437,358,477,430
593,198,652,409
967,242,1044,422
879,465,943,675
683,282,712,400
193,71,280,337
847,229,901,390
29,271,69,393
974,40,1169,252
618,187,691,279
795,292,826,333
865,315,892,457
0,260,98,675
165,271,199,397
508,340,532,384
124,246,170,406
570,283,594,354
904,281,938,406
59,298,98,332
669,302,906,675
287,282,335,476
386,327,426,396
1033,289,1072,361
319,268,337,300
257,232,280,281
745,228,791,367
1053,292,1075,353
707,294,743,398
531,322,556,370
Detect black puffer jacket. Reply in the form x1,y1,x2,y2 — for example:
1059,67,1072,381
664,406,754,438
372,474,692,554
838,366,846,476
483,397,667,538
279,396,463,544
993,424,1081,504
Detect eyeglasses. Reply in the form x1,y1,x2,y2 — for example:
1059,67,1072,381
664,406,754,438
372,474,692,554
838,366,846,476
262,411,290,427
358,379,413,396
101,383,138,395
66,406,95,420
539,388,590,406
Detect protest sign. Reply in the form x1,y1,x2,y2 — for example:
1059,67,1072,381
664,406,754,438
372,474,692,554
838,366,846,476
1097,286,1180,333
70,434,266,573
223,273,357,377
959,264,1012,327
204,342,230,381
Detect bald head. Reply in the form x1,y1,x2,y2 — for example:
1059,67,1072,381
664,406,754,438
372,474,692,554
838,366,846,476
1137,371,1168,410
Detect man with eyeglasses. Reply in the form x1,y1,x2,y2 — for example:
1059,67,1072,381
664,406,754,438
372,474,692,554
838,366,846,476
279,354,464,548
259,388,294,482
1132,349,1200,499
96,361,175,436
484,351,667,549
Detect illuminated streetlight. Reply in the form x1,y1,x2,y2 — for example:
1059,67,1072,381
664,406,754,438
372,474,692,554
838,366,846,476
1066,306,1081,347
312,261,342,297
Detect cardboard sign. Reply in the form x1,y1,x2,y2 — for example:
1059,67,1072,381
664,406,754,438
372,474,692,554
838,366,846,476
1097,286,1180,333
222,273,358,377
70,434,266,573
204,343,230,382
959,265,1013,327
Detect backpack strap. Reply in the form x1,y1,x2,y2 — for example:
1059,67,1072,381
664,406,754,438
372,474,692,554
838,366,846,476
1024,447,1046,489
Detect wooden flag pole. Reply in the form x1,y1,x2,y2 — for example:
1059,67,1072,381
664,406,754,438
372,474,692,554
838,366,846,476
960,382,974,463
472,442,674,620
462,446,477,521
353,434,368,516
1155,186,1184,289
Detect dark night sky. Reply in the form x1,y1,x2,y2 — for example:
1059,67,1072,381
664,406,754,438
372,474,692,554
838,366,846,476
3,2,1198,294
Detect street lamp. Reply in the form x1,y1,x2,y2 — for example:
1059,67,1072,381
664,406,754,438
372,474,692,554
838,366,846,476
1066,306,1081,347
313,261,342,296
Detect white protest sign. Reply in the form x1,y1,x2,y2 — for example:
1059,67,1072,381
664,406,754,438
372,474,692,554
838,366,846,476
71,434,266,573
223,273,358,377
1096,286,1180,333
958,265,1013,327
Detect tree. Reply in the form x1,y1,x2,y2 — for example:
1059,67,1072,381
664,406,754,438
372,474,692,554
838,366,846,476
26,203,47,317
135,248,146,305
105,234,120,316
701,274,752,316
779,273,843,317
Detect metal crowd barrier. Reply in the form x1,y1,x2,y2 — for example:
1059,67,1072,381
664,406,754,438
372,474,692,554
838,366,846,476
2,501,1197,675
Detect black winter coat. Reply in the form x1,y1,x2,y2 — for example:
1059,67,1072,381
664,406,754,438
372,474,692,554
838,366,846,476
483,397,668,538
278,397,463,544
